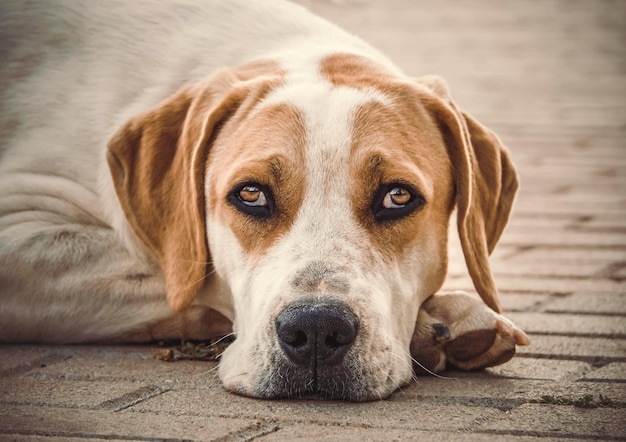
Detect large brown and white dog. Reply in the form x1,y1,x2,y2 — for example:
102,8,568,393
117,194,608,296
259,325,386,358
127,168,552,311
0,0,529,400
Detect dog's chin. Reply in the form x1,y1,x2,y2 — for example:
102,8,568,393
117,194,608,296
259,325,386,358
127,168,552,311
222,371,400,402
218,343,411,402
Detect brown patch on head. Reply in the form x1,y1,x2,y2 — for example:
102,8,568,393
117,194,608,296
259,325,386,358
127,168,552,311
319,53,455,296
349,98,455,296
208,103,307,259
321,53,518,312
320,54,454,293
320,53,398,90
235,59,283,82
107,61,284,312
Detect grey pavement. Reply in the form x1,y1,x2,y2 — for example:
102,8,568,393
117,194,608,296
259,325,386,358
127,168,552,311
1,0,625,440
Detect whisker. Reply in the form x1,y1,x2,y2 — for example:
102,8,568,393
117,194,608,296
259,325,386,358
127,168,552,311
176,268,218,294
208,332,236,347
220,370,251,383
189,334,237,379
390,338,457,381
192,362,221,379
410,354,457,380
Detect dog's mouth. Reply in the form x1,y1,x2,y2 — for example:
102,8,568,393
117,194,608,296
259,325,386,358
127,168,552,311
259,360,379,401
222,299,396,402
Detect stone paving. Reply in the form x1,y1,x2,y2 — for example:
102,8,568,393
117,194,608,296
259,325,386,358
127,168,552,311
1,0,625,440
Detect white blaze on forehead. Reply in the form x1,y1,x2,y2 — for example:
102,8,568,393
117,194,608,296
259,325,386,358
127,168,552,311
258,55,393,219
259,49,393,136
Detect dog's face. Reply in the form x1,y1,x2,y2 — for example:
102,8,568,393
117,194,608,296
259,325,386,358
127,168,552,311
107,54,517,401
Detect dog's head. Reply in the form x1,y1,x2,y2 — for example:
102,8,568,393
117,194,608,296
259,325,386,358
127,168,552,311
107,54,517,401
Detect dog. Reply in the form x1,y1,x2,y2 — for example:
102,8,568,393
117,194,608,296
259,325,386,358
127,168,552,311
0,0,529,401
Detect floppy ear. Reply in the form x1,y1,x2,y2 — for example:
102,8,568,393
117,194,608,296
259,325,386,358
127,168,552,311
107,70,241,312
418,76,519,313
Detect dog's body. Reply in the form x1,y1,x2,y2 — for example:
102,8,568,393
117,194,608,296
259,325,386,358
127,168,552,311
0,0,528,400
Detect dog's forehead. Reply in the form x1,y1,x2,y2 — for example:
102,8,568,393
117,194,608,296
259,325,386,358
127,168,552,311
207,53,452,262
258,65,393,151
250,53,400,178
253,52,445,200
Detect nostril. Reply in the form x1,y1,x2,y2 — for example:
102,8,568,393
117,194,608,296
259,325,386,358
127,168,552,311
292,330,308,347
280,328,308,347
276,318,314,367
325,330,353,348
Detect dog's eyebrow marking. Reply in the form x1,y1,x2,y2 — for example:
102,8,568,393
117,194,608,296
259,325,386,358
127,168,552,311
319,52,400,92
291,261,350,294
208,102,308,258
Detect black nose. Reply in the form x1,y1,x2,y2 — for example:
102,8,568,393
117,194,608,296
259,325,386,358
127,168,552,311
275,300,359,367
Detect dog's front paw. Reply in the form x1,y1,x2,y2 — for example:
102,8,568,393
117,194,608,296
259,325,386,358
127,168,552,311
410,291,529,373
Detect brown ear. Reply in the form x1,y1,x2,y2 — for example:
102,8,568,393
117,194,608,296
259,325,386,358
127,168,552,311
454,110,518,313
106,70,241,312
420,78,518,313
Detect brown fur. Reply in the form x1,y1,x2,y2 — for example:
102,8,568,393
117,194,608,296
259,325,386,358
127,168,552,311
321,53,518,313
348,100,453,297
107,62,284,312
208,103,308,260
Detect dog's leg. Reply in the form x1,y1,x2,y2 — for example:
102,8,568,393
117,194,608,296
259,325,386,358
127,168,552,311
410,291,530,373
0,224,229,343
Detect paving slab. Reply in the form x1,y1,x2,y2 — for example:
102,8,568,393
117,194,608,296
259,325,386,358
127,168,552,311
0,404,253,441
132,386,505,432
517,335,625,360
2,345,220,383
444,274,625,295
543,292,626,315
478,404,626,440
506,312,625,336
257,424,554,442
581,363,626,382
0,377,149,409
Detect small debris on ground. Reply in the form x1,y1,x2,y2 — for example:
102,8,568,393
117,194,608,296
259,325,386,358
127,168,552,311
151,336,234,362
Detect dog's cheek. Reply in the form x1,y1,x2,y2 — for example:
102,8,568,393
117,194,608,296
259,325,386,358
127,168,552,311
217,341,246,391
352,288,414,389
219,318,284,398
205,218,247,286
218,338,260,397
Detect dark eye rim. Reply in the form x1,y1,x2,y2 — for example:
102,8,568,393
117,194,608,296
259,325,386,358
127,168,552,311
227,182,275,219
372,183,426,223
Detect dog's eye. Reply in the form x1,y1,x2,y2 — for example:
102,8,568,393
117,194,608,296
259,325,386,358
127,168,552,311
382,187,412,209
228,183,274,219
373,184,425,222
238,185,267,207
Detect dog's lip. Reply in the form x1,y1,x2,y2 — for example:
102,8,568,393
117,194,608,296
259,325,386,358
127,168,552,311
249,352,394,402
263,383,384,402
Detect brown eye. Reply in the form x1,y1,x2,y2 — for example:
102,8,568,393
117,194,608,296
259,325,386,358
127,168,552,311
228,182,274,219
238,185,267,207
382,187,412,208
373,183,425,222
